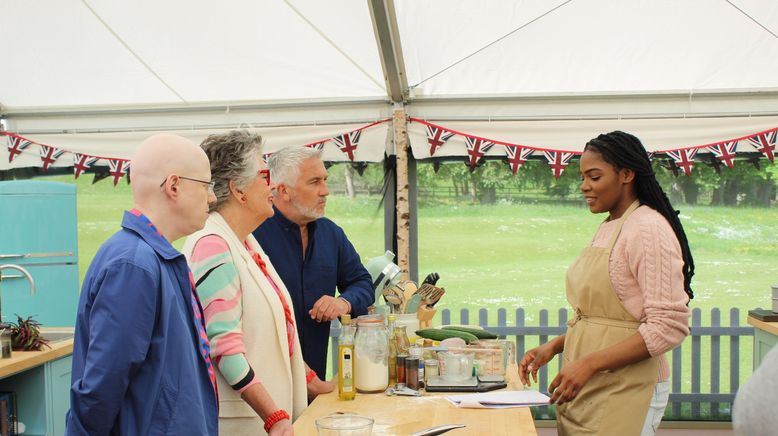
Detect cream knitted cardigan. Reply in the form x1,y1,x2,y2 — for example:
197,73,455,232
182,212,307,421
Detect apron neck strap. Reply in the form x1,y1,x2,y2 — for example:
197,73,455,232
606,200,640,250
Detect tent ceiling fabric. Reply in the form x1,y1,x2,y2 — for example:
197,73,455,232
4,0,777,111
398,0,778,96
1,0,386,108
2,0,778,167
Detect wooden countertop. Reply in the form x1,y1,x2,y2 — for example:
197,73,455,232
748,316,778,336
293,364,537,435
0,329,74,379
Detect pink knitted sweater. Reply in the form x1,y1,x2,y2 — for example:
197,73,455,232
589,205,691,381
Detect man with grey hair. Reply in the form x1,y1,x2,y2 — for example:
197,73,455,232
252,146,373,381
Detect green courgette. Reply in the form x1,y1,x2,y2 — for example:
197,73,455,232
442,325,498,340
415,328,478,344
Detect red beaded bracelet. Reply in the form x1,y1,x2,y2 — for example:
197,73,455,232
306,369,317,384
263,409,290,433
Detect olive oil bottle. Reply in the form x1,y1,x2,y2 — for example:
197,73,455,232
387,314,397,385
337,314,356,400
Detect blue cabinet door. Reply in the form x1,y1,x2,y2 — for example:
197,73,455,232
753,328,778,370
46,356,72,436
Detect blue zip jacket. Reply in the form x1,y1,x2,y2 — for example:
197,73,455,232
66,211,218,435
252,207,373,377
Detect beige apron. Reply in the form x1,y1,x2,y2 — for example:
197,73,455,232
557,201,658,435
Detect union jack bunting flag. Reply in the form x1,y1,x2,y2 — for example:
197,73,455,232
304,141,326,151
747,130,776,163
425,125,456,156
73,153,100,178
707,141,738,169
504,145,533,175
542,151,575,179
665,148,698,176
39,145,66,171
108,159,130,186
332,130,361,161
464,136,494,169
6,136,34,163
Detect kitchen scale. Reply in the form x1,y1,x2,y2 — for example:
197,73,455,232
425,375,507,393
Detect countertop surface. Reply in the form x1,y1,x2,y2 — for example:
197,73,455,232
747,316,778,336
293,364,537,435
0,328,74,379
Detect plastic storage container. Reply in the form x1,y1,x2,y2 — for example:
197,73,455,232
445,345,506,377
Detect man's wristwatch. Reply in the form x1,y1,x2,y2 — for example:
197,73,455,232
338,297,352,313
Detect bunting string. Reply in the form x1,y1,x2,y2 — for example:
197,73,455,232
3,118,778,184
409,118,778,177
0,119,390,185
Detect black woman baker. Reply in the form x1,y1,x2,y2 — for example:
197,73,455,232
519,131,693,435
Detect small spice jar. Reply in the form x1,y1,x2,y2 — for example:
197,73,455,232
396,354,408,387
425,359,439,381
0,324,13,359
405,357,420,390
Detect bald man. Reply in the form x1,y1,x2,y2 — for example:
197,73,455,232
66,134,219,436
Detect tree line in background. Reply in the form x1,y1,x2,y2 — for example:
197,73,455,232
329,157,778,207
5,155,775,207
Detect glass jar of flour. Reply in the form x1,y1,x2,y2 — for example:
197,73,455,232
354,317,389,393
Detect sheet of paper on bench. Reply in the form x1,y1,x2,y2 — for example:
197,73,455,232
446,390,551,409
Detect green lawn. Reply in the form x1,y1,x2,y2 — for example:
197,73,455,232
36,174,778,410
61,175,778,321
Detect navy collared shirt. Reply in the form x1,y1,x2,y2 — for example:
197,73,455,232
253,207,373,376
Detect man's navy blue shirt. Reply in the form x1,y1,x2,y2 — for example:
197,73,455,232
253,207,373,377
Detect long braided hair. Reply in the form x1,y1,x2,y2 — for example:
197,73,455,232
585,131,695,301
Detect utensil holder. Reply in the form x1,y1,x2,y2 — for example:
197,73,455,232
417,306,436,329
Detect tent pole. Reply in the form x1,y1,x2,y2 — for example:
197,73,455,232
383,155,397,262
393,104,415,281
368,0,409,103
408,139,418,283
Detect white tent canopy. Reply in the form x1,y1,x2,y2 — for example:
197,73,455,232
3,0,778,167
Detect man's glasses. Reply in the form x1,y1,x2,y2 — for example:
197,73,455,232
160,175,215,195
258,169,271,186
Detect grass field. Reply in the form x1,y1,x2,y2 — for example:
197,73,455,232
35,174,778,407
56,174,778,320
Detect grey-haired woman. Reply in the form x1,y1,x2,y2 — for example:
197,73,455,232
183,131,329,435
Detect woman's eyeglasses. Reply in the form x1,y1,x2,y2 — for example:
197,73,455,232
258,169,271,186
160,175,215,195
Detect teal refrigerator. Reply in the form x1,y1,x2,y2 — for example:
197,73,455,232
0,180,79,327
